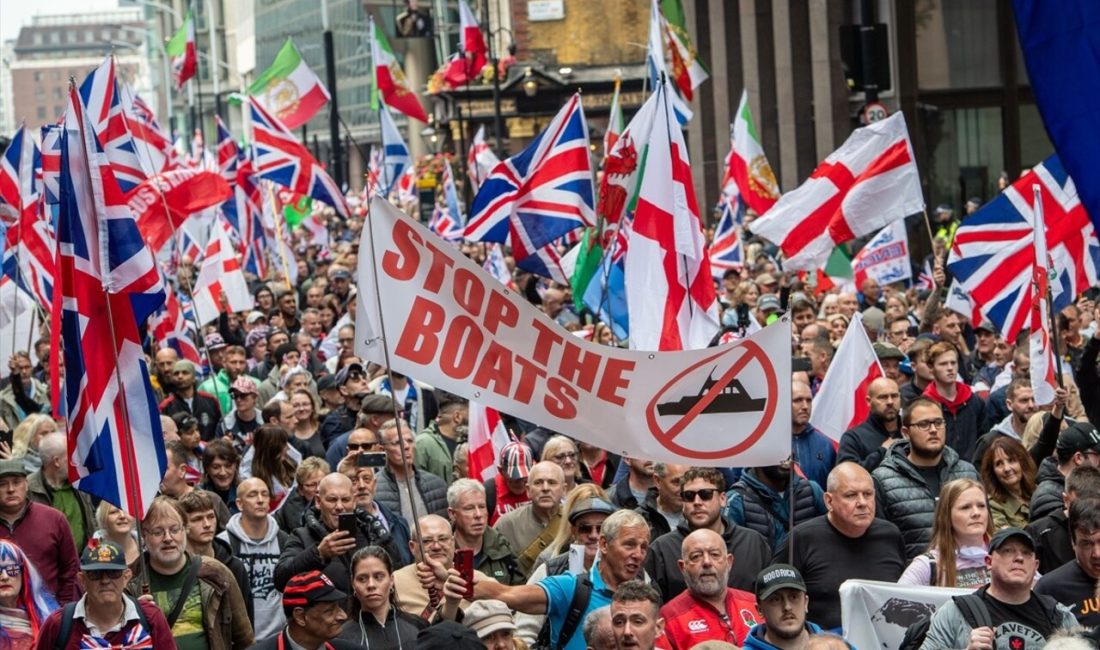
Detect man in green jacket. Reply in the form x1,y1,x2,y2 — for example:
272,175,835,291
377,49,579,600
415,391,469,485
448,478,525,585
198,344,259,413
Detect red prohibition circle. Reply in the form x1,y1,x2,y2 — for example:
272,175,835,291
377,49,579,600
644,341,779,460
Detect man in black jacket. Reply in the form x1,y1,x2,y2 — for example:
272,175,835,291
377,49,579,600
273,472,400,595
1027,465,1100,574
635,462,689,540
318,363,372,449
159,359,222,441
837,378,902,471
644,467,770,601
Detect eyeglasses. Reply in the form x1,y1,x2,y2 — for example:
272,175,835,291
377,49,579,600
575,524,600,535
346,371,365,382
908,418,947,431
85,569,125,581
417,535,453,547
0,564,23,577
552,452,577,461
347,442,380,451
339,338,355,345
680,489,718,502
144,526,183,539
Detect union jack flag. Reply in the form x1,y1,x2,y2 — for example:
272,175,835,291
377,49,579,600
0,126,36,225
150,283,201,365
57,85,167,519
122,87,175,175
0,127,54,310
465,93,595,283
249,97,349,217
78,56,149,194
947,155,1100,340
80,622,154,648
707,197,744,278
215,118,266,276
39,126,62,205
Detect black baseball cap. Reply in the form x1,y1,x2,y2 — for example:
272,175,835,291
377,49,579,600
755,564,807,601
988,527,1036,553
81,540,128,571
1056,421,1100,455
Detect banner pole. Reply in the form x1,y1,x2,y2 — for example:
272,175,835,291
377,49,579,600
362,194,427,566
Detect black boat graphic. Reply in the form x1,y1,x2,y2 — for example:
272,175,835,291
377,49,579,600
656,369,767,416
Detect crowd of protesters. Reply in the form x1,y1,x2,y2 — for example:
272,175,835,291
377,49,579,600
0,199,1098,650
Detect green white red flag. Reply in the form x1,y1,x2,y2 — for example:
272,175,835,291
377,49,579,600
369,16,429,123
250,38,330,130
165,11,197,90
659,0,709,101
724,90,780,216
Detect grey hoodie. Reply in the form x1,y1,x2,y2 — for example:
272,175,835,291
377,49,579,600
218,514,287,640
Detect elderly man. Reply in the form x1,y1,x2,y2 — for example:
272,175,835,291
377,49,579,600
661,529,762,648
393,514,494,617
778,462,905,631
448,478,524,585
467,510,653,650
645,467,770,600
275,472,400,594
27,432,94,553
35,540,175,649
373,419,449,527
129,496,253,648
583,606,616,650
494,461,566,576
337,454,412,566
0,458,79,603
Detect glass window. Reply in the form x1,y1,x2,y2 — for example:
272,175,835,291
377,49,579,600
923,106,1004,209
37,106,46,120
916,0,1001,90
1019,104,1053,170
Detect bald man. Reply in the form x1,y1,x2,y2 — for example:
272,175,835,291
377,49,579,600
494,461,566,576
775,463,905,630
274,472,402,594
660,529,762,648
836,378,902,470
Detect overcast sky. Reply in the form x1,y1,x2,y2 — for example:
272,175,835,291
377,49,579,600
2,0,122,44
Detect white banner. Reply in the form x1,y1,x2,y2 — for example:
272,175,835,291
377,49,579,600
851,220,912,286
355,197,791,466
0,281,42,380
840,579,970,649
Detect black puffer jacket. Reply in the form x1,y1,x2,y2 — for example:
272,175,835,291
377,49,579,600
273,504,400,595
1029,456,1066,523
373,467,449,522
837,415,902,471
644,517,770,602
635,489,675,540
872,442,979,559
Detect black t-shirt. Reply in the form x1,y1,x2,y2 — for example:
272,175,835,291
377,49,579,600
916,461,945,499
1034,560,1100,627
777,514,907,630
979,591,1061,646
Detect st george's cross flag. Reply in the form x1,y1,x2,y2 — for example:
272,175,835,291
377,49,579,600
810,312,883,443
250,38,330,130
191,216,254,324
467,125,500,191
467,403,512,483
750,112,924,271
624,79,719,351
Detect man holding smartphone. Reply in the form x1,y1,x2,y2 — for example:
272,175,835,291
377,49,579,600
275,472,404,595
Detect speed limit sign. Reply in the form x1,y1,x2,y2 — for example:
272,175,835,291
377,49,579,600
863,102,889,124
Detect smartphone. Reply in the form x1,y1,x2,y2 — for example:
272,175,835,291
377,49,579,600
453,548,475,599
338,512,356,536
0,428,12,451
356,452,386,468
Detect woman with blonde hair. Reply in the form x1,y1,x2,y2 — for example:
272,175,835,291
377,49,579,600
9,414,55,473
92,502,142,575
541,436,584,493
899,478,993,587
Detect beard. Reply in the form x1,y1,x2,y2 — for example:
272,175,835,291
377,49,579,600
685,570,727,598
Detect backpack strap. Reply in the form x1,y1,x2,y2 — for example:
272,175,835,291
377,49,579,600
953,593,993,630
923,552,938,586
165,555,203,628
54,602,78,650
556,574,593,650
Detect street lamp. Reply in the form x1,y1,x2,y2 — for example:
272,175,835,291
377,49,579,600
137,0,181,21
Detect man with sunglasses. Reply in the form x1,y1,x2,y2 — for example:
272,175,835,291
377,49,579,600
644,467,770,603
325,400,393,469
36,540,176,649
872,397,979,559
319,362,374,448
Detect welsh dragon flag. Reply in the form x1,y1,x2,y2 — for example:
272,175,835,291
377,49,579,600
250,38,330,130
369,16,429,123
165,11,197,90
604,77,625,158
